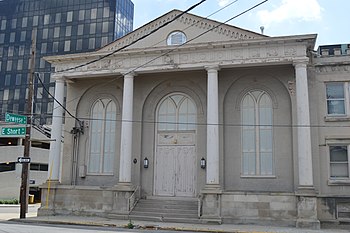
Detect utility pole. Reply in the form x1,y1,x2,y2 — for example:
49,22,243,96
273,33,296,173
20,29,36,219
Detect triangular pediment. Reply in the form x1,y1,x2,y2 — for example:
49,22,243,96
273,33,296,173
100,9,266,52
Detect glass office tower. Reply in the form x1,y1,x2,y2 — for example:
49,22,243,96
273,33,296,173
0,0,134,125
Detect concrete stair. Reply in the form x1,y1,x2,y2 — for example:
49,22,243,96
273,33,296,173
129,197,200,223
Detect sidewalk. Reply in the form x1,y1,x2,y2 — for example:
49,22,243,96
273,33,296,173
10,215,350,233
0,204,39,221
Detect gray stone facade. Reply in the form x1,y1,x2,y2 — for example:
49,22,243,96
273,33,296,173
38,10,350,229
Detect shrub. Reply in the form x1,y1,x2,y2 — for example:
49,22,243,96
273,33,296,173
0,199,19,204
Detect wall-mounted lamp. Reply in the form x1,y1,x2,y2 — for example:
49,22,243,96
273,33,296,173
143,157,149,168
200,157,206,169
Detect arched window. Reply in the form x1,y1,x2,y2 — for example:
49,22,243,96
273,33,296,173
167,31,187,46
158,94,196,131
88,98,116,174
241,90,273,176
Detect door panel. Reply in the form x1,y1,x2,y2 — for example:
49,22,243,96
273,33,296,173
175,146,196,197
154,146,176,196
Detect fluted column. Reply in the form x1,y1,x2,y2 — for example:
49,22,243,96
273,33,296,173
206,66,220,187
294,58,314,188
48,76,65,181
118,73,135,185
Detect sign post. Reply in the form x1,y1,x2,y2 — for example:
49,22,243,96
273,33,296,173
20,28,36,219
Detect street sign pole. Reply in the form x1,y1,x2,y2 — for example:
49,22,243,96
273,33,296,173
20,29,36,219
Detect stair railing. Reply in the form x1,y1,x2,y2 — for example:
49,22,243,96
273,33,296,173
128,186,140,212
198,194,203,218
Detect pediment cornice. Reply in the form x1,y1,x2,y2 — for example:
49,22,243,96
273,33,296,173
100,9,266,52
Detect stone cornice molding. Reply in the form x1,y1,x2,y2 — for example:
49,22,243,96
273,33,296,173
54,43,309,79
314,64,350,73
46,34,315,64
101,10,265,52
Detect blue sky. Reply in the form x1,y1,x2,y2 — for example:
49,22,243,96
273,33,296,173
132,0,350,48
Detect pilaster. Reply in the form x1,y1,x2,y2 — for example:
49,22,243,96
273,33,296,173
293,58,320,229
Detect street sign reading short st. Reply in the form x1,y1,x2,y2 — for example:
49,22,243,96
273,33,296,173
5,112,27,124
17,157,31,163
1,127,26,136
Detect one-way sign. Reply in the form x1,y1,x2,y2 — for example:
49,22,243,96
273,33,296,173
17,157,31,163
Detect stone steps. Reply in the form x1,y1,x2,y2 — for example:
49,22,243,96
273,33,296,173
129,197,200,223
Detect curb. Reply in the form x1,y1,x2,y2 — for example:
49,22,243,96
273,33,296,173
9,218,118,227
0,204,39,207
9,218,272,233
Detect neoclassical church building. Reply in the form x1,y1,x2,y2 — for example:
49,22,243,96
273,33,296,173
39,10,350,229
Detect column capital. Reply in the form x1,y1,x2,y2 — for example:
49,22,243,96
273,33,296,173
205,65,220,72
293,57,309,68
52,74,66,82
122,71,137,78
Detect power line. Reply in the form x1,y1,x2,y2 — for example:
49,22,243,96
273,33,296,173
44,0,267,112
36,73,82,126
4,112,346,129
15,0,268,128
56,0,208,73
35,0,241,110
125,0,269,76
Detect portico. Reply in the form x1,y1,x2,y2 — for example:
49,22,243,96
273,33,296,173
39,9,320,229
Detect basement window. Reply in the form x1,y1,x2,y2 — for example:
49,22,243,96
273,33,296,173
30,163,48,171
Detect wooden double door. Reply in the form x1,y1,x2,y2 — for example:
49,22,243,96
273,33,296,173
153,94,197,197
154,132,196,197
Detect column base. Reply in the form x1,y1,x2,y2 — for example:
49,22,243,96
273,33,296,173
202,184,222,194
296,218,321,229
296,185,317,196
38,180,61,216
111,183,137,215
200,185,222,224
296,194,320,230
115,182,135,191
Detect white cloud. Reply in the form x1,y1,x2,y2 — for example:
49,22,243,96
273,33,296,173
217,0,230,7
257,0,322,27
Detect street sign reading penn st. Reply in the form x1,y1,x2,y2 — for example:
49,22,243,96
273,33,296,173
5,112,27,124
1,127,26,136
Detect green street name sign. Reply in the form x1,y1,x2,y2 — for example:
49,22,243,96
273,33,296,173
5,112,27,124
1,127,26,136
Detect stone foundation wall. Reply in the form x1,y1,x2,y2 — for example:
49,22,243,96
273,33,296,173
38,185,132,217
221,192,297,226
